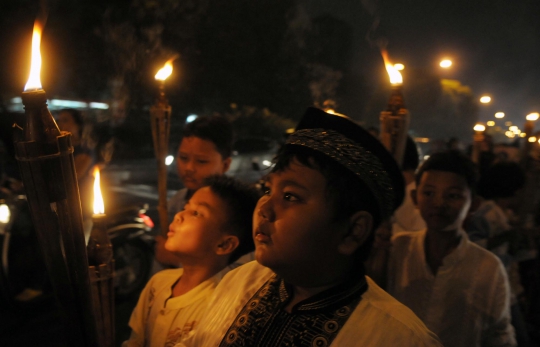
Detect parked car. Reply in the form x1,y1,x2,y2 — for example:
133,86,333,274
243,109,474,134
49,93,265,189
228,137,280,184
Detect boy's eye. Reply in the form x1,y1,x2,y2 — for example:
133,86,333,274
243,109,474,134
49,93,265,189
284,193,300,202
197,160,209,164
448,193,463,200
422,191,434,197
178,155,188,162
191,210,200,216
261,185,271,195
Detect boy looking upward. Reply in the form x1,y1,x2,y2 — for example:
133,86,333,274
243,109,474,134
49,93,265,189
156,115,233,268
387,151,516,347
124,175,259,347
180,108,442,346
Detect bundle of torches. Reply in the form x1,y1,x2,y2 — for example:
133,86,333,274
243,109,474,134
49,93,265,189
14,18,175,346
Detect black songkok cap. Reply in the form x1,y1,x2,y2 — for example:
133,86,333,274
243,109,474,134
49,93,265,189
286,107,405,219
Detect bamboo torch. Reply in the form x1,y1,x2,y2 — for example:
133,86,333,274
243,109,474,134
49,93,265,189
471,123,486,164
151,59,174,237
87,167,115,347
522,113,539,165
379,50,410,167
13,20,99,346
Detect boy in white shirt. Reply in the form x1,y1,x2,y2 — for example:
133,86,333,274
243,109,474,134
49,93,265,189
387,151,516,347
123,175,259,347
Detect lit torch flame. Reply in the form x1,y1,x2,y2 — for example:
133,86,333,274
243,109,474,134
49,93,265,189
24,20,43,91
155,58,174,81
93,167,105,215
381,49,402,85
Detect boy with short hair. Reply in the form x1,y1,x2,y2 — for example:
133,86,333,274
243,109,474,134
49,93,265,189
387,151,516,347
156,115,234,268
179,108,442,346
124,175,259,347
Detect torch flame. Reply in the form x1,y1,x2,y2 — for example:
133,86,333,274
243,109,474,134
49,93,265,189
381,49,403,85
473,124,486,132
155,59,174,81
93,167,105,215
24,20,43,91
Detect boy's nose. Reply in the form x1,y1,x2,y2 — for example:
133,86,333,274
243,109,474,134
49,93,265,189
257,198,275,222
174,211,185,223
185,160,195,172
432,194,446,207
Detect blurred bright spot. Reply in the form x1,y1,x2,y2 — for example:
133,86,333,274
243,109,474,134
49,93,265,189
528,136,537,143
487,121,495,126
415,137,430,143
155,59,173,81
505,121,512,126
423,155,430,161
326,109,335,114
509,126,518,131
394,63,405,70
480,96,491,103
165,155,174,166
0,204,10,223
506,131,515,138
440,59,452,68
473,124,486,132
186,114,198,123
93,167,104,215
381,50,403,85
526,113,539,121
520,133,527,138
89,102,109,110
262,160,272,167
495,112,505,119
25,20,43,91
51,99,88,108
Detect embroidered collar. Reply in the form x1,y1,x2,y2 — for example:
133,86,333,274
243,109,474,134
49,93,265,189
276,269,368,313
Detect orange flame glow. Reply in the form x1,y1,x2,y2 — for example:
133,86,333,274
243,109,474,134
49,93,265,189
155,58,174,81
381,50,402,85
24,20,43,91
93,167,105,215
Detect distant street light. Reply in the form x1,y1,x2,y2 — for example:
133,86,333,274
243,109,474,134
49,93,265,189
526,112,539,121
480,95,491,104
495,112,505,118
440,59,452,68
186,114,198,123
487,121,495,126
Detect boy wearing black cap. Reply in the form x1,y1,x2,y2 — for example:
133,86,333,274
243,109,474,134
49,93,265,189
177,108,441,346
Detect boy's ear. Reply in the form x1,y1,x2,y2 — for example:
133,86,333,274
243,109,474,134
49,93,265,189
411,189,418,207
222,157,232,174
215,235,239,256
338,211,373,256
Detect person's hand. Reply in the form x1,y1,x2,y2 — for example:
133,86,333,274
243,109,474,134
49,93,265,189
154,235,183,268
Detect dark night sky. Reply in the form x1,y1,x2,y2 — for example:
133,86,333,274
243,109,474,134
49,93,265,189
305,0,540,127
1,0,540,137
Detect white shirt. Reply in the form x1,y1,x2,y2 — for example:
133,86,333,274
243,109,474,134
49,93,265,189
123,267,231,347
392,181,426,234
177,261,442,347
387,230,516,347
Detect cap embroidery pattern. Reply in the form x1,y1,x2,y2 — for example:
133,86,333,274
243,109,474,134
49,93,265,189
286,128,395,219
